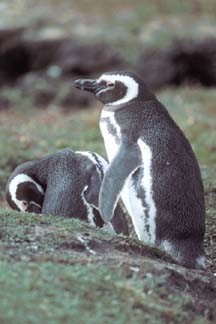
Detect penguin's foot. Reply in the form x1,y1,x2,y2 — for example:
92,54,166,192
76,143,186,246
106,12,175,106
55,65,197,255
161,239,206,270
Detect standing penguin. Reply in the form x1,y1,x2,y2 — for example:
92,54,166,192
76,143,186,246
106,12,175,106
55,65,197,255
74,71,206,269
6,149,129,235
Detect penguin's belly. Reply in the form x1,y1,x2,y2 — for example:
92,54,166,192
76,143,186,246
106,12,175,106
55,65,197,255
121,177,151,242
100,111,156,244
103,134,119,161
121,153,156,243
100,110,120,161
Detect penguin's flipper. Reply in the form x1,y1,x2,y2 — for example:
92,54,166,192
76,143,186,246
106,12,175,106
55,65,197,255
99,142,142,223
82,164,101,207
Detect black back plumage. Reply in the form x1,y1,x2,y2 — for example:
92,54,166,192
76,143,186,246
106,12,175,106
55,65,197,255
6,149,129,235
114,99,205,241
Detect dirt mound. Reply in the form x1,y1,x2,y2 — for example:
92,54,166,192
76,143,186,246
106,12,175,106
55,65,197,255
1,27,216,109
0,27,126,109
0,28,125,84
136,38,216,89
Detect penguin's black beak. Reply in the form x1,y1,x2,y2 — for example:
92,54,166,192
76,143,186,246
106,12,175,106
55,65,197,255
74,79,103,93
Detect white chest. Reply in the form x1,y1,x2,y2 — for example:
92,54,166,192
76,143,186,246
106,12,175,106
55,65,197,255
100,110,121,162
99,109,156,244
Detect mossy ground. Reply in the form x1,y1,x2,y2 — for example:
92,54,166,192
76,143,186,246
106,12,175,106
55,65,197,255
0,209,215,324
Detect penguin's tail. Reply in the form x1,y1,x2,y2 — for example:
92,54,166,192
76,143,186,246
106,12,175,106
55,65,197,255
161,239,206,270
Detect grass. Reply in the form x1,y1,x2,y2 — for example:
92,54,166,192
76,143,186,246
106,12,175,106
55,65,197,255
159,87,216,166
0,262,193,324
0,209,215,324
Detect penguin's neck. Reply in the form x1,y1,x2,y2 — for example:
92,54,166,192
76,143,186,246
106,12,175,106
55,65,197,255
102,99,163,146
104,99,158,124
104,99,154,112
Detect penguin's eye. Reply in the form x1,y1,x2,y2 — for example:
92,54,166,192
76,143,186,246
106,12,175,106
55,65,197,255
106,81,114,87
99,80,114,87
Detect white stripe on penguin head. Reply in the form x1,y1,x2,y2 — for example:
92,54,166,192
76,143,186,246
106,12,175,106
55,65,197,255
9,173,44,211
98,74,139,105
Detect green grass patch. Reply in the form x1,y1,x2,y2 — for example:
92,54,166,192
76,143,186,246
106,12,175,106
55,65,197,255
0,209,214,324
0,260,194,324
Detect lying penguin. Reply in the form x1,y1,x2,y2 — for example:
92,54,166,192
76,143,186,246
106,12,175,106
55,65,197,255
74,71,206,269
6,149,129,235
